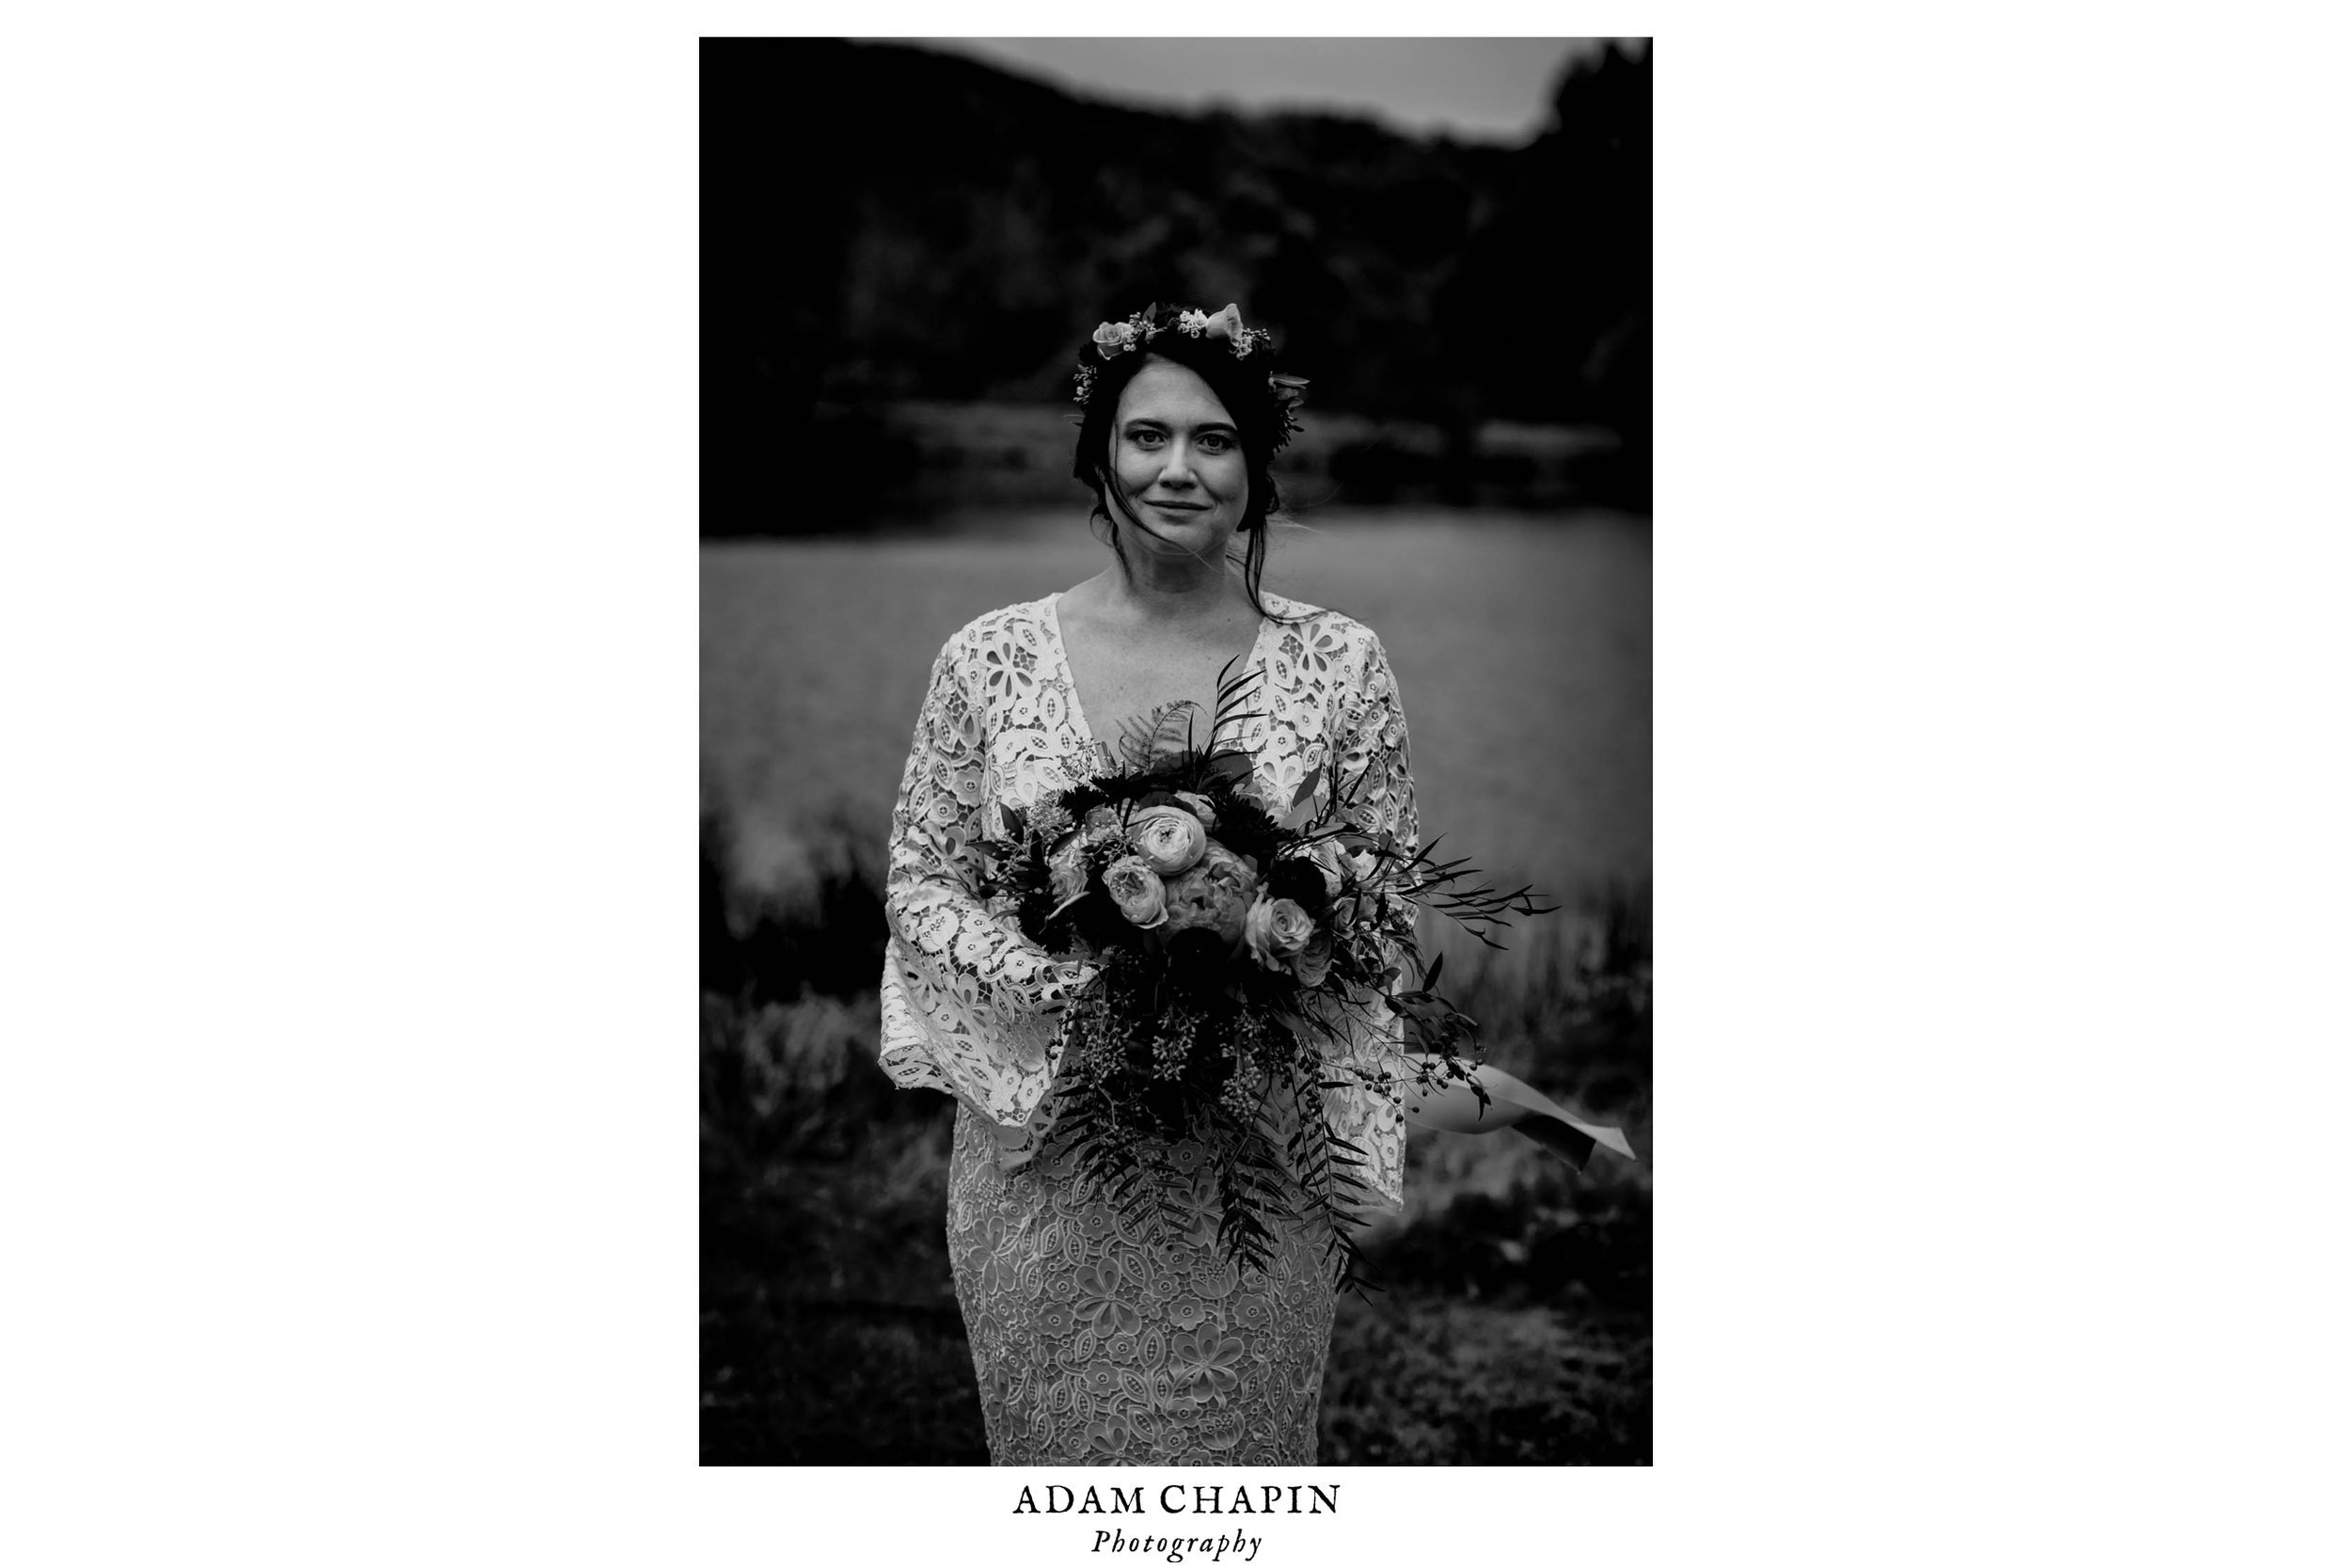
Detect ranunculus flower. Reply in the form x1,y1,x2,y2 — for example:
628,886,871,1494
1171,790,1219,832
1091,320,1137,356
1102,856,1168,929
1127,805,1207,877
1200,304,1245,342
1243,895,1315,971
1159,842,1260,945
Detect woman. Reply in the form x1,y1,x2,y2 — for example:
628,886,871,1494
876,302,1418,1465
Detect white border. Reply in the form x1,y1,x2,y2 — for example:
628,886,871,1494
7,7,2349,1562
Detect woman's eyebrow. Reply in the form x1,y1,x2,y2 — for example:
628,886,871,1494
1121,417,1239,435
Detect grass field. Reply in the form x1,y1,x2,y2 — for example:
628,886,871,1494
698,823,1651,1465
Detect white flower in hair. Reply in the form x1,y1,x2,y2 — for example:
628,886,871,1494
1178,309,1210,336
1200,304,1246,343
1091,320,1137,356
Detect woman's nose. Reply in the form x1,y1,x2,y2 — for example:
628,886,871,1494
1159,441,1197,484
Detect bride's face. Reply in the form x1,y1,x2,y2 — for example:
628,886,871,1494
1106,356,1249,559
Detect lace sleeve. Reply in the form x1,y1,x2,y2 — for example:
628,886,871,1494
877,629,1089,1129
1323,631,1419,1211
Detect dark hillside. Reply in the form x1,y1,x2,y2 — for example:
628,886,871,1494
702,40,1650,529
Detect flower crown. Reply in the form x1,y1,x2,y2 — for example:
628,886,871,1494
1073,301,1309,451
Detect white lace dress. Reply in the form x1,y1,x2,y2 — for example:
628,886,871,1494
878,590,1418,1465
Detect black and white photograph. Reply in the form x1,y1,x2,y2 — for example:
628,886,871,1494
700,36,1653,1465
14,7,2351,1560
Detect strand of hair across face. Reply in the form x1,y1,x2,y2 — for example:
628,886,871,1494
1102,473,1231,571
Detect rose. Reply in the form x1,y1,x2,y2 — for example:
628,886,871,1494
1102,856,1168,929
1200,304,1245,343
1289,927,1334,988
1091,320,1137,356
1171,790,1219,832
1126,805,1208,877
1243,895,1315,971
1159,842,1260,945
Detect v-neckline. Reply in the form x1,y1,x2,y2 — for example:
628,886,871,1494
1042,590,1279,759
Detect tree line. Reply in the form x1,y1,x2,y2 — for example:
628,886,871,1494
703,39,1650,529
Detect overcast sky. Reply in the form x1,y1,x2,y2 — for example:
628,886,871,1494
900,38,1645,144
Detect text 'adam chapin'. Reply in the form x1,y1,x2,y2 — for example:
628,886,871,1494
1012,1484,1339,1516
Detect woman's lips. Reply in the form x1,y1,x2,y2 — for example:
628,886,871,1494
1147,499,1209,512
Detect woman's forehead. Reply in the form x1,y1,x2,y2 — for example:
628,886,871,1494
1116,357,1235,426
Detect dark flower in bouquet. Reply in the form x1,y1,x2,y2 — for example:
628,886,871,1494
978,676,1551,1290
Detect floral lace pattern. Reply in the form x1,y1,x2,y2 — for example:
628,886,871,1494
877,591,1419,1464
947,1101,1338,1464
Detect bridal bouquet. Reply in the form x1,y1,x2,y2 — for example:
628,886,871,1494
978,680,1551,1288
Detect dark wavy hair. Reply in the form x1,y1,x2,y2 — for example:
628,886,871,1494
1069,305,1304,618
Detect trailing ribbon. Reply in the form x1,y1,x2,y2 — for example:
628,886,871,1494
1395,1055,1637,1169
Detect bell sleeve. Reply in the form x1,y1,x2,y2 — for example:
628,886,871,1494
877,628,1090,1130
1322,630,1421,1212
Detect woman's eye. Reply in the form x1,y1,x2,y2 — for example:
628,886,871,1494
1199,435,1233,452
1130,430,1165,448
